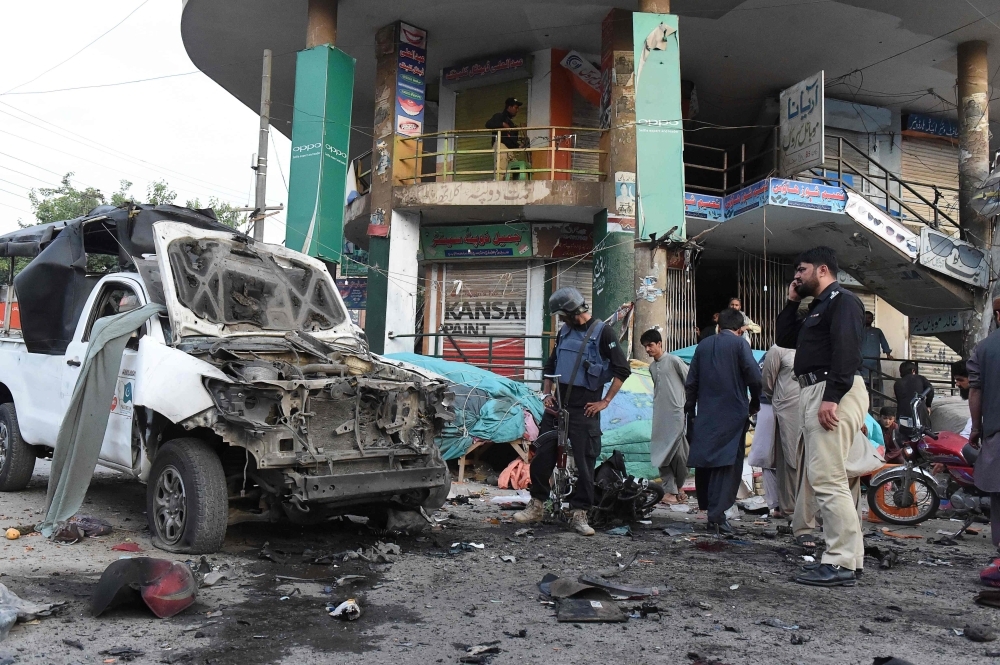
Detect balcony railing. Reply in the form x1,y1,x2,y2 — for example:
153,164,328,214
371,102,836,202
395,126,607,184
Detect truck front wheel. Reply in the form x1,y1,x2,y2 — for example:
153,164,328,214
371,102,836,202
146,438,228,553
0,402,36,491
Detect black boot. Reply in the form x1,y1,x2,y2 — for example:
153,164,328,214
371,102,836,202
794,563,856,587
801,562,863,578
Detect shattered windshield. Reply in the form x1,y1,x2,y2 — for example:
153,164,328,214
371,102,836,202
165,237,345,333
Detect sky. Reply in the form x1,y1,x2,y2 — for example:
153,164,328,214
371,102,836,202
0,0,291,243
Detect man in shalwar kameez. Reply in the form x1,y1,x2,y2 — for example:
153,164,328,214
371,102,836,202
685,308,762,534
761,344,804,520
640,328,689,504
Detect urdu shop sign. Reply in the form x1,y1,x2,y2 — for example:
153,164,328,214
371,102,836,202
420,224,532,260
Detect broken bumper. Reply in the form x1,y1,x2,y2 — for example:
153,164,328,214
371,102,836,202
287,465,449,503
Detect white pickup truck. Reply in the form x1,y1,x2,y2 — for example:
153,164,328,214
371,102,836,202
0,204,452,553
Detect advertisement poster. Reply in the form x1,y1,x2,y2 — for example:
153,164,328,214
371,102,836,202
560,50,601,105
769,178,846,213
533,224,594,258
421,224,532,260
684,192,723,221
633,13,685,240
919,228,989,288
844,192,917,258
614,171,636,216
336,278,368,309
284,46,355,262
779,71,824,177
395,23,427,137
723,180,768,219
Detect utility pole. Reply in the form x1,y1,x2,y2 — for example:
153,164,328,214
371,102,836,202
253,49,272,242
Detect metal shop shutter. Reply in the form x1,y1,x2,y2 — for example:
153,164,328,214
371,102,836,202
439,262,529,378
555,260,593,314
571,90,600,182
453,80,529,181
900,135,959,227
854,291,877,316
910,335,959,388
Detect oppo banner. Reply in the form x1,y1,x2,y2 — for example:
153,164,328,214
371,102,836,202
633,12,685,241
284,46,355,261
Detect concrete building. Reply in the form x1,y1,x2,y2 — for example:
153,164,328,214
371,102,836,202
180,0,1000,398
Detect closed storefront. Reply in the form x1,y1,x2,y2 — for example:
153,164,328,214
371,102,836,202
571,89,600,182
900,134,959,229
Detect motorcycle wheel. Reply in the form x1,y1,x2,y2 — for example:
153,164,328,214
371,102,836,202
633,482,666,514
867,474,939,526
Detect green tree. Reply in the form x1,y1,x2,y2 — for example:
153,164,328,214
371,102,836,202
26,173,105,226
184,197,248,230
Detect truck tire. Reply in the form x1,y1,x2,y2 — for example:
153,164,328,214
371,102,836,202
146,438,227,553
0,402,35,491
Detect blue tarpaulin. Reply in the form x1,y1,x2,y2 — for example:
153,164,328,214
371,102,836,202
384,353,545,460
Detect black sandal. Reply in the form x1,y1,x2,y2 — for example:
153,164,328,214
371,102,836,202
795,534,818,548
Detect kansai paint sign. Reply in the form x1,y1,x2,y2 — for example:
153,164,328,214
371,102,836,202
420,224,532,260
395,23,427,137
284,46,355,261
633,13,685,240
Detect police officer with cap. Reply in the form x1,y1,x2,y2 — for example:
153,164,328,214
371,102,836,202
514,286,630,535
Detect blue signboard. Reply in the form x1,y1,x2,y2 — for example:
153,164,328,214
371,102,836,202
723,180,769,219
336,278,368,309
684,192,724,221
768,178,846,213
905,113,958,140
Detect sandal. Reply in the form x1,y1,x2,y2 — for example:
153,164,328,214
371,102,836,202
795,534,818,548
677,491,689,502
660,494,680,505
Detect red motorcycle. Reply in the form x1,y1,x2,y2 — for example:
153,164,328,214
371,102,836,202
867,388,987,526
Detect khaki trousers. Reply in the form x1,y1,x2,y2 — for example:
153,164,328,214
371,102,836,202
795,375,868,570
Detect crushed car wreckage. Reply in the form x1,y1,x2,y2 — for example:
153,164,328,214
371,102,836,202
0,203,454,553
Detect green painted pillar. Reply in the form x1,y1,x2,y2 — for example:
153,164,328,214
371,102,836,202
365,236,390,354
592,210,635,335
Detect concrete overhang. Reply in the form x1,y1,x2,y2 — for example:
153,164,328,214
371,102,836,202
688,205,976,316
182,0,1000,154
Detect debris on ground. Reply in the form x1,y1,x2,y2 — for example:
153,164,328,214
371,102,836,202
490,491,530,508
737,496,769,514
385,508,430,535
92,558,196,619
500,555,516,563
513,528,532,537
327,599,362,621
111,542,141,552
790,633,811,644
864,545,899,569
963,624,998,642
258,542,292,564
0,583,64,641
62,638,84,650
880,528,922,540
975,590,1000,608
663,523,694,537
201,566,235,587
577,575,659,599
759,617,799,630
629,602,661,619
503,629,527,638
451,542,485,554
99,647,145,661
606,525,632,536
52,515,113,543
3,529,17,541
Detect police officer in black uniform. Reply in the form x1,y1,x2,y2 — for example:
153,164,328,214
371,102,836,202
514,287,630,535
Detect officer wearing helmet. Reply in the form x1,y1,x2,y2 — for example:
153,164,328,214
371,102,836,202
514,286,630,535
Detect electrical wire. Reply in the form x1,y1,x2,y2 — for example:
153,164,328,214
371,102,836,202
2,0,150,95
269,129,289,194
1,71,200,96
0,103,250,198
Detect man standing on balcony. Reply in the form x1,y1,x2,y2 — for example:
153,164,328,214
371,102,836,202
514,286,630,536
485,97,523,180
776,246,867,588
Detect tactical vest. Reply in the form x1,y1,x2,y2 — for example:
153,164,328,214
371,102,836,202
554,320,612,392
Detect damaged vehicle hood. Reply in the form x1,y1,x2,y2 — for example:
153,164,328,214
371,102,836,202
152,222,356,345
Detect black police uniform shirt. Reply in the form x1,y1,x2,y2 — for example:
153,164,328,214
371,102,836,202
485,110,520,149
543,321,631,408
775,281,864,404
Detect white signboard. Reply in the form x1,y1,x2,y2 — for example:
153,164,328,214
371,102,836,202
560,50,601,94
779,71,824,177
910,310,973,336
918,228,989,288
844,192,918,258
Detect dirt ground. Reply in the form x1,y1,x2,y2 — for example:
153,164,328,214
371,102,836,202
2,462,1000,665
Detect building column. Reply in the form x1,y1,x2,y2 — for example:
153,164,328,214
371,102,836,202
306,0,338,48
957,40,991,352
638,0,671,11
593,10,638,343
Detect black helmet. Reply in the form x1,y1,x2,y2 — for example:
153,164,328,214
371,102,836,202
549,286,588,317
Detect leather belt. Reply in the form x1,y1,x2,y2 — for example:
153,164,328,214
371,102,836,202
796,370,829,388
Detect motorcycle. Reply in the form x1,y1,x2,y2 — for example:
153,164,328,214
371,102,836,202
867,387,988,527
539,375,664,526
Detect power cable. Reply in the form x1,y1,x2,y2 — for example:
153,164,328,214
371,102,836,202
269,129,289,194
0,150,97,187
0,103,249,198
1,71,200,96
0,165,60,188
2,0,150,95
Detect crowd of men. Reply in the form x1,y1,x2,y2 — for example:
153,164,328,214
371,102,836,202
514,244,1000,589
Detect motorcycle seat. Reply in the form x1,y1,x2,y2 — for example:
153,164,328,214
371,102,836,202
962,443,980,466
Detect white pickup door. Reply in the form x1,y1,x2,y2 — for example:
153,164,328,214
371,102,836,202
55,274,160,473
